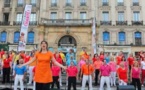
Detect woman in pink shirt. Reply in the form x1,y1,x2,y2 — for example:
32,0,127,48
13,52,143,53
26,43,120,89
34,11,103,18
78,56,86,79
51,64,61,90
130,61,141,90
109,57,117,86
66,61,78,90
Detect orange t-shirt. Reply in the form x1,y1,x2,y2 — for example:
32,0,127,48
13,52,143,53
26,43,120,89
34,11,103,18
116,56,122,65
117,67,128,82
94,60,103,69
29,57,37,66
34,51,53,83
81,64,94,75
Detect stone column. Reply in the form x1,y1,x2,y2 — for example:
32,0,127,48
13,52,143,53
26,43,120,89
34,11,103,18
126,0,132,25
110,0,116,25
141,0,145,25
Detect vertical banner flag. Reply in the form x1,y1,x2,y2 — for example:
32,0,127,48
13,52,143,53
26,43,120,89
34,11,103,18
92,18,97,55
18,5,32,51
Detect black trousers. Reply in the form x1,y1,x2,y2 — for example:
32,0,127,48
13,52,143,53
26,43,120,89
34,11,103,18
36,82,51,90
95,69,100,85
68,77,76,90
132,78,141,90
51,76,60,89
2,67,10,83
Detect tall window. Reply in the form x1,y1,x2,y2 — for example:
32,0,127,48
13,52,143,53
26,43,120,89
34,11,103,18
65,12,72,19
0,31,7,43
16,13,22,22
102,12,109,21
80,0,86,6
3,13,9,23
66,0,72,6
27,31,34,43
135,32,142,45
14,31,20,43
119,32,125,44
133,0,139,6
51,0,57,6
118,11,124,21
4,0,11,7
30,13,36,22
17,0,24,6
102,0,108,6
50,12,57,19
117,0,124,6
133,11,140,21
103,31,110,44
31,0,37,6
80,12,86,19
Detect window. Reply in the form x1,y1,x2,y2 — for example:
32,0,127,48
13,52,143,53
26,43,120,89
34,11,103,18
3,13,9,25
14,31,20,43
80,12,86,19
30,13,36,22
119,32,125,44
51,0,57,6
80,0,86,6
118,11,124,21
0,31,7,43
66,0,72,6
133,0,139,6
31,0,37,6
16,13,22,22
135,32,142,45
65,12,72,19
102,12,109,21
4,0,11,7
50,12,57,19
133,11,140,21
102,0,108,6
117,0,124,6
17,0,24,6
27,31,34,43
103,31,110,44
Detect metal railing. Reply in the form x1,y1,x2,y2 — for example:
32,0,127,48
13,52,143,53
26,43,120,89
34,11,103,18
102,2,109,6
40,18,91,26
133,2,139,6
117,2,124,6
132,21,143,25
116,21,127,25
51,3,57,7
0,21,10,25
65,3,72,6
80,3,87,6
17,4,23,7
13,21,37,25
4,3,10,7
100,21,111,25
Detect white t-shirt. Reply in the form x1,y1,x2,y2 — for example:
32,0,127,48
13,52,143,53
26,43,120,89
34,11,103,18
141,61,145,70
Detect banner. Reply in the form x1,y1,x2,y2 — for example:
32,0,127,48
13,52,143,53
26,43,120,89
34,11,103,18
18,5,32,51
92,18,97,55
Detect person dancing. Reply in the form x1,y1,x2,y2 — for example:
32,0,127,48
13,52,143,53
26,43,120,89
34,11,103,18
19,41,66,90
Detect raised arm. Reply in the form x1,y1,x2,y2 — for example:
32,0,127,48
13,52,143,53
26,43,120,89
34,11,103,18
21,56,36,67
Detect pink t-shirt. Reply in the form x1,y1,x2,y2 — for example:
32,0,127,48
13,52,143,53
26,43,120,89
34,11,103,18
132,67,141,79
51,66,61,76
109,61,117,72
67,66,78,77
78,60,86,68
100,64,111,76
99,55,104,61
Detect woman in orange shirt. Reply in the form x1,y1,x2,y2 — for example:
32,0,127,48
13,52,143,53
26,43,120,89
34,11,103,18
20,41,66,90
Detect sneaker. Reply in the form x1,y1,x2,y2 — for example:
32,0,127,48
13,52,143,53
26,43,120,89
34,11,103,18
60,83,62,86
27,83,31,85
142,84,144,87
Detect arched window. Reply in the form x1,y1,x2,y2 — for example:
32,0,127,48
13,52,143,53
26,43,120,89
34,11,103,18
119,32,125,44
27,31,34,43
135,32,142,45
14,31,20,43
0,31,7,43
103,31,110,44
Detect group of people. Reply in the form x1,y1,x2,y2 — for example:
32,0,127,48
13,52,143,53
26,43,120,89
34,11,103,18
0,40,145,90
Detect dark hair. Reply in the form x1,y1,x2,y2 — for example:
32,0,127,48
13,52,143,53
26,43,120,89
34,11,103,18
16,60,19,65
93,53,98,58
39,40,48,53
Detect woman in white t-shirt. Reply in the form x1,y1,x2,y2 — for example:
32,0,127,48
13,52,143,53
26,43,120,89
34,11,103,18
141,58,145,86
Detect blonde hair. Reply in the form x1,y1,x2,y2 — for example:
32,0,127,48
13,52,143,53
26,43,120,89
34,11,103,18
133,61,139,67
110,57,114,61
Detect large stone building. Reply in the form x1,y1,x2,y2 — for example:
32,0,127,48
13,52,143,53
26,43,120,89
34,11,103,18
0,0,145,58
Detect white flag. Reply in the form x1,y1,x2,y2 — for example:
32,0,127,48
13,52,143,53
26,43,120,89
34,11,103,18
18,5,32,51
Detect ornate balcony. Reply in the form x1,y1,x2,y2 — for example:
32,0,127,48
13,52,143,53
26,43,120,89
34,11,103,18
132,21,143,25
0,21,10,25
100,21,111,25
102,2,109,6
133,2,139,6
40,18,92,26
116,21,127,25
13,21,37,25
